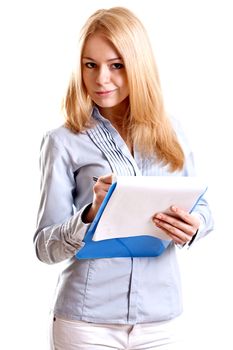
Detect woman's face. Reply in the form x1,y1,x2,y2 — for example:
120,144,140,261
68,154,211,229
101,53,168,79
82,33,129,117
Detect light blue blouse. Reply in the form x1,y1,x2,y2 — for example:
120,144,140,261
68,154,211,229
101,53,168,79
33,107,214,324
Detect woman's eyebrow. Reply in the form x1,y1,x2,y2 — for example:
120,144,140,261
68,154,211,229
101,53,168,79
82,56,122,61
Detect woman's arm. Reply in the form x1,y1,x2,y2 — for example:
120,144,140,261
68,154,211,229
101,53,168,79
33,132,91,264
152,197,214,246
152,117,214,246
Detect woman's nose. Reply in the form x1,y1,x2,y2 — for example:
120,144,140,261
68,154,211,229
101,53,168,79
95,65,110,84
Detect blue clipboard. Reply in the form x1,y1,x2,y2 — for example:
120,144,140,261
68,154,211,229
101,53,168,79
75,181,171,260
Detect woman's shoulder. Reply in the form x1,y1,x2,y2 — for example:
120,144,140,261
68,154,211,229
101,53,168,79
168,114,183,132
44,124,74,140
43,124,87,146
41,124,93,159
168,114,192,155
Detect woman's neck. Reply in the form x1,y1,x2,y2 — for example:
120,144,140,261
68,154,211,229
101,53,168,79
97,99,133,155
98,98,129,125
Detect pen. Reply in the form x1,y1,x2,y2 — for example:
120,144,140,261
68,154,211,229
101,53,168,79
93,176,98,182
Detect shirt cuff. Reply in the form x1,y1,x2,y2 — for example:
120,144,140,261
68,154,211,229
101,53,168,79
66,203,92,248
176,212,205,249
186,212,205,248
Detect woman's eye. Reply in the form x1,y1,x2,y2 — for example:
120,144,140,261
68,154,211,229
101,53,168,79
112,63,124,69
85,62,96,69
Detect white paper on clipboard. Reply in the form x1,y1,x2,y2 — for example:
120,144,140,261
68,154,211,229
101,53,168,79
92,176,207,241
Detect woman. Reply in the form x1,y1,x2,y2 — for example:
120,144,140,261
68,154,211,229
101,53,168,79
34,7,214,350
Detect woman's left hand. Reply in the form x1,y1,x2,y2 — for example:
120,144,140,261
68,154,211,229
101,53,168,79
152,206,201,245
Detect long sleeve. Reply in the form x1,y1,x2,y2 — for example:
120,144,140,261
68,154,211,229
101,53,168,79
33,132,91,264
182,146,214,246
188,195,214,245
173,117,214,245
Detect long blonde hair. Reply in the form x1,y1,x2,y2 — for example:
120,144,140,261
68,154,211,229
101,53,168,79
63,7,184,171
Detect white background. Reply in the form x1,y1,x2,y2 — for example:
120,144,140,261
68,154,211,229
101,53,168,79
0,0,232,349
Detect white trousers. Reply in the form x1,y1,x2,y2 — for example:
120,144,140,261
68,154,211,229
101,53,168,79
50,315,185,350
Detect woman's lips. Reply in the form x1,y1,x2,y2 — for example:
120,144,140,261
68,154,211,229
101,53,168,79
95,90,115,96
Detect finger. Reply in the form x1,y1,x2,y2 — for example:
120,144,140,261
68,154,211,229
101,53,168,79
93,185,110,202
153,213,196,237
93,174,113,193
153,219,191,244
169,232,190,245
93,182,111,196
98,173,114,184
170,206,196,226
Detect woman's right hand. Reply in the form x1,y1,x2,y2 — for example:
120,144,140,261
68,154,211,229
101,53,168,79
83,174,113,223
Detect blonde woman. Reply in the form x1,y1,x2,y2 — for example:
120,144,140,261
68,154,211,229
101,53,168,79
34,7,214,350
